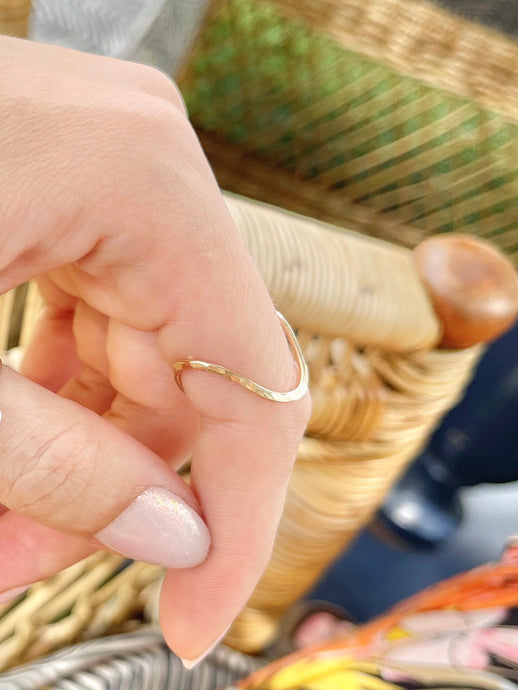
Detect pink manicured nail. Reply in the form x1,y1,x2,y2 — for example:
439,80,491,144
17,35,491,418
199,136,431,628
0,585,30,606
180,625,231,670
96,487,210,568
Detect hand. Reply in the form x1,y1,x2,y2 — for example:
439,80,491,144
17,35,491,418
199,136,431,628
0,36,310,664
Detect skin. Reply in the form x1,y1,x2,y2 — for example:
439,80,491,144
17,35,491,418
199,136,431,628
0,36,311,661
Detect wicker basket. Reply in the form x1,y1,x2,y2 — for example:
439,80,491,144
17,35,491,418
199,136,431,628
179,0,518,260
0,0,517,671
1,192,514,667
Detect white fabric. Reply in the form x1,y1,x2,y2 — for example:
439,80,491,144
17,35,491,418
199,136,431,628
29,0,210,75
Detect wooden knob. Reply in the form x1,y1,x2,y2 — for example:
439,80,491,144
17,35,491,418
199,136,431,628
414,235,518,349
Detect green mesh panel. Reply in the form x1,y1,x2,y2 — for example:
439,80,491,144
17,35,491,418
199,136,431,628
181,0,518,248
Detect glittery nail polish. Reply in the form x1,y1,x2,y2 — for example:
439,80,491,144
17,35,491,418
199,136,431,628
95,487,210,568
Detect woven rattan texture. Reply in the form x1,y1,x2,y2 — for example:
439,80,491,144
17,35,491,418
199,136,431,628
0,194,484,659
180,0,518,259
0,554,164,671
0,0,511,667
226,195,440,351
225,345,481,651
221,196,482,651
0,0,30,36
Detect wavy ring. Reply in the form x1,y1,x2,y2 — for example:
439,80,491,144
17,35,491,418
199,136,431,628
173,311,309,403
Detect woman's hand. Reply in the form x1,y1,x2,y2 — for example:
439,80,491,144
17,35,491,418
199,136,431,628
0,36,310,664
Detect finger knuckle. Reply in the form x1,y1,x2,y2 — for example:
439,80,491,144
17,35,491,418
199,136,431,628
87,97,191,215
139,65,187,114
3,423,98,526
145,97,188,144
114,95,192,170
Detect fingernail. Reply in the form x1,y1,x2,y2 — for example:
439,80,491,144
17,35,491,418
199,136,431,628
95,487,210,568
0,585,30,606
180,625,231,670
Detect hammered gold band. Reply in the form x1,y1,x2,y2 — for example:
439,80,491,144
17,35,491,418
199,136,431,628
173,311,309,403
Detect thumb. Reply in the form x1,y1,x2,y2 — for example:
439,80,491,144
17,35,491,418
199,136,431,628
0,364,210,568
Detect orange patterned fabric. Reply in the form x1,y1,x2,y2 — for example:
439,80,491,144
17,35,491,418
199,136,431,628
241,538,518,689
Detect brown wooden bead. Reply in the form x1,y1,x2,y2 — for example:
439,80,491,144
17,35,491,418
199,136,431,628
414,235,518,349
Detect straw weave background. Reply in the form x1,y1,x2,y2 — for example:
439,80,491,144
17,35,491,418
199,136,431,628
179,0,518,260
1,0,518,666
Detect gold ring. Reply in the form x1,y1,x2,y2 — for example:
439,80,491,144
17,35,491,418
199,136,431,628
173,311,309,402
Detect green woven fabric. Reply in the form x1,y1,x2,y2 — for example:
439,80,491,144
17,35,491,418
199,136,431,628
181,0,518,252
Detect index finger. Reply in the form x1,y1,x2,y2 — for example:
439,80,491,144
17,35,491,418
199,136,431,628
54,125,310,663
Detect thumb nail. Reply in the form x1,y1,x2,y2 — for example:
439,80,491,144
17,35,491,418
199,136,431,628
95,487,210,568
